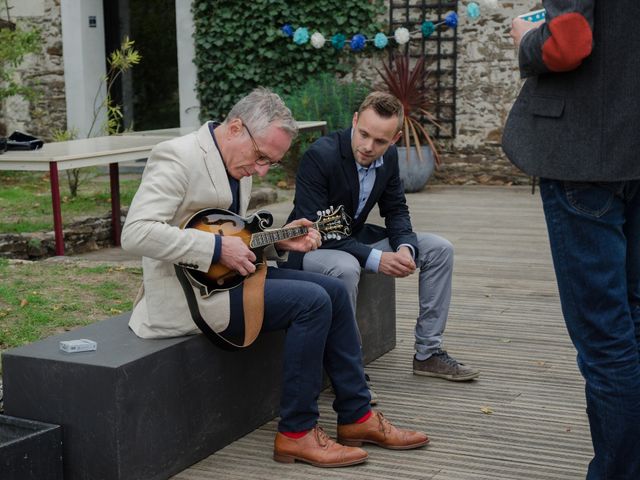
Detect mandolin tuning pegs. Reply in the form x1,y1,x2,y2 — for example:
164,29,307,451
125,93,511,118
317,210,322,216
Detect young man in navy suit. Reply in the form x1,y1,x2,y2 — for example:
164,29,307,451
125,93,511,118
284,92,479,388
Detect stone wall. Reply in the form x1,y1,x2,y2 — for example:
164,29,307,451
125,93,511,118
452,0,540,184
433,152,530,186
457,1,523,151
0,210,119,260
0,0,66,140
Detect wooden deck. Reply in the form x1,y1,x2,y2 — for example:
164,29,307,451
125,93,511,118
172,186,592,480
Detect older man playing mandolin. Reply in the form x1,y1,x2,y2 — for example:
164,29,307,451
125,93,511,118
121,88,428,468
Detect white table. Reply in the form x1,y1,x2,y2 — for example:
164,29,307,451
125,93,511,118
0,135,169,255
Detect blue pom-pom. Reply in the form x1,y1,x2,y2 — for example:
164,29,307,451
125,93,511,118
331,33,346,50
445,12,458,28
281,24,294,37
293,27,309,45
350,34,367,52
467,2,480,19
374,32,388,49
421,21,435,38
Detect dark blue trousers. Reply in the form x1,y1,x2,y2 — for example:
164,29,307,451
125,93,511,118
231,267,370,432
541,178,640,480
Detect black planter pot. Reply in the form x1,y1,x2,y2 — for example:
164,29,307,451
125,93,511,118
0,414,63,480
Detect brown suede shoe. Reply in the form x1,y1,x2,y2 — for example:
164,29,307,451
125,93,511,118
337,411,430,450
274,425,368,467
413,350,480,381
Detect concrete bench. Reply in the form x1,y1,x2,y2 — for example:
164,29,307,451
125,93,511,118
1,272,395,480
357,272,396,364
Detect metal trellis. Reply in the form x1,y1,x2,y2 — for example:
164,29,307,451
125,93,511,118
389,0,458,139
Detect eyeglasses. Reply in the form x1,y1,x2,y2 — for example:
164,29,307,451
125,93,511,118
243,124,280,168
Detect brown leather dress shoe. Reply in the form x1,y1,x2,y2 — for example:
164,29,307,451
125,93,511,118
274,425,368,467
337,411,430,450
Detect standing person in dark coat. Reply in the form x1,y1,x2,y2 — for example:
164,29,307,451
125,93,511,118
503,2,640,478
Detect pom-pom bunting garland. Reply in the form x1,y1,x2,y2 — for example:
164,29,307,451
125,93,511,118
280,3,482,52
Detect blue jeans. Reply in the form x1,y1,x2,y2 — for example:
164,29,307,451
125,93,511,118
231,267,370,433
540,178,640,480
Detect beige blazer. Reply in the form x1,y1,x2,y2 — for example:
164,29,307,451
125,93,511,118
121,123,253,338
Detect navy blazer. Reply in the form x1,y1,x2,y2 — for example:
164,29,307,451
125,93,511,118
282,128,417,270
503,0,640,181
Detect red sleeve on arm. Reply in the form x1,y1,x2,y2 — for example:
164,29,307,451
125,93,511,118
542,13,593,72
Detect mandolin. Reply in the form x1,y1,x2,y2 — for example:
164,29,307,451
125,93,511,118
181,205,351,296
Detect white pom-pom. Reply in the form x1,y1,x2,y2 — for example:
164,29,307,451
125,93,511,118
394,27,411,45
310,32,325,49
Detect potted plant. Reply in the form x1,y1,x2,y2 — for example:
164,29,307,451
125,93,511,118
376,54,441,192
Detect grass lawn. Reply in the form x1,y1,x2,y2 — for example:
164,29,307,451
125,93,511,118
0,170,142,233
0,258,142,368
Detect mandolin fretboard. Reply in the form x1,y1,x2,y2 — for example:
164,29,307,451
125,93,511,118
250,226,310,248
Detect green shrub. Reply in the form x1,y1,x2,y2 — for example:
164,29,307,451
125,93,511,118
277,74,370,179
281,73,370,131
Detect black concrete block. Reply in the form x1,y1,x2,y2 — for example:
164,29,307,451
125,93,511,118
1,273,395,480
0,414,63,480
2,313,285,480
356,272,396,365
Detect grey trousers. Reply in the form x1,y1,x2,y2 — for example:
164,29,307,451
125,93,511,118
302,233,454,360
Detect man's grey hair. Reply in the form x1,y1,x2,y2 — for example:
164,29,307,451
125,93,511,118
225,87,298,140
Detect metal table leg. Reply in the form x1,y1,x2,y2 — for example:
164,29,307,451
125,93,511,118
109,163,121,246
49,162,65,255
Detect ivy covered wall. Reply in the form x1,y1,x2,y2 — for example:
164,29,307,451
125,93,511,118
191,0,384,121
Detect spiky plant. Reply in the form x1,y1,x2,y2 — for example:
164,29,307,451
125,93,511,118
376,55,441,166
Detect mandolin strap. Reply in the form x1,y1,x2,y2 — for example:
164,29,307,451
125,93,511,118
174,258,267,351
241,258,267,346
